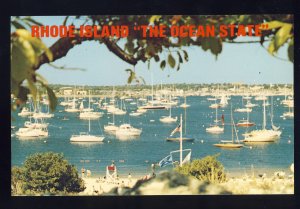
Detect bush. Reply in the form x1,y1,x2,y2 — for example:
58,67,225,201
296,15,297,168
11,166,25,195
174,154,226,183
11,152,85,195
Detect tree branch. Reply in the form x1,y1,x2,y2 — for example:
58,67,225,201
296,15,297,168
102,38,138,65
35,28,140,70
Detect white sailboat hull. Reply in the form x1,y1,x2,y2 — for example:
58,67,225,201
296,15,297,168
104,124,119,132
65,108,80,112
16,128,48,137
206,125,224,133
116,124,142,136
160,116,178,123
243,129,281,142
79,112,103,119
70,135,104,142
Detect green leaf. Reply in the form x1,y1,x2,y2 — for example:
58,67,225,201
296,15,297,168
201,38,210,51
125,41,134,54
168,54,176,68
182,50,189,61
11,36,36,83
17,86,30,102
45,85,57,112
22,17,43,26
138,76,146,85
125,69,136,84
262,21,285,30
288,38,294,63
154,55,160,62
62,16,69,26
35,73,48,84
177,63,180,71
268,40,276,55
11,78,20,97
160,60,166,70
149,15,162,24
15,29,53,62
11,20,26,29
274,24,292,50
177,51,183,63
145,43,156,57
27,78,37,102
210,38,222,57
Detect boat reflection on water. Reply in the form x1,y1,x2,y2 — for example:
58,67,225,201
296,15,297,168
70,141,104,146
243,139,280,148
116,135,140,141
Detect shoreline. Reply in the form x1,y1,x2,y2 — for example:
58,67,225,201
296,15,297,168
77,165,293,179
79,167,294,195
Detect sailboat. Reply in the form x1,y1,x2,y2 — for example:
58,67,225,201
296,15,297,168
139,71,166,110
18,107,34,117
113,99,126,115
206,105,224,134
281,94,294,119
115,124,142,136
65,89,80,113
70,117,105,142
159,114,192,167
16,116,48,138
160,105,177,123
104,111,119,132
166,113,194,142
219,94,229,107
179,95,190,108
214,107,243,148
243,99,281,142
79,91,103,119
236,110,255,127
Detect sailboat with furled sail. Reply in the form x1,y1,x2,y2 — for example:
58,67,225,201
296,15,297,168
214,106,243,148
166,113,194,142
243,99,281,142
70,116,104,142
206,105,224,133
160,105,177,123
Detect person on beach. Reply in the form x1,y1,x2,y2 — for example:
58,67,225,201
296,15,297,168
121,181,125,188
128,173,132,186
81,167,85,178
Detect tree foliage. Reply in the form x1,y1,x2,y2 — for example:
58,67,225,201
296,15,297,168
11,152,85,195
11,15,293,111
174,154,227,183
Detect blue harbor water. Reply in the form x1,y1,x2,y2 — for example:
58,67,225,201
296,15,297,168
11,96,294,178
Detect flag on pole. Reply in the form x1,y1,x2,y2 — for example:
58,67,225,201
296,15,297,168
182,151,191,165
170,124,181,136
158,155,173,167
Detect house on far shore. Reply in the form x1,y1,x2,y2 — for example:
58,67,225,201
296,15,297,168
76,90,87,96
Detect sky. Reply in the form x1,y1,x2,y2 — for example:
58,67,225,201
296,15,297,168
23,16,293,86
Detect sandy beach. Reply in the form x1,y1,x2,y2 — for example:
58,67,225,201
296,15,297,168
79,171,294,195
79,176,139,195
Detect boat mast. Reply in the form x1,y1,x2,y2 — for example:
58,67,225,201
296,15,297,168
151,71,154,103
88,114,91,133
169,94,172,117
231,106,234,143
88,90,91,110
180,114,183,167
263,99,266,130
215,101,218,124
